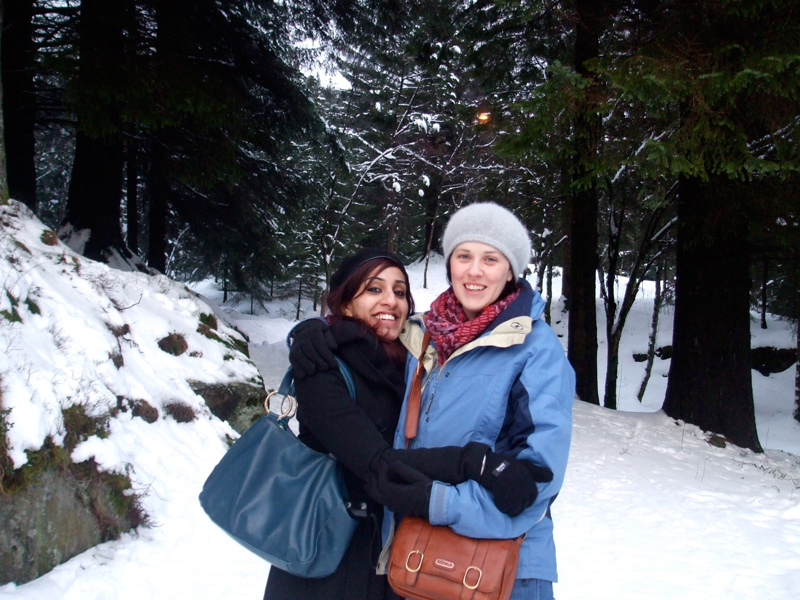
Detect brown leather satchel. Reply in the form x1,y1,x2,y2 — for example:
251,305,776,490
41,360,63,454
388,329,523,600
388,516,523,600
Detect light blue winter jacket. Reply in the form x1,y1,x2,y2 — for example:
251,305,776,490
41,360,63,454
386,280,575,583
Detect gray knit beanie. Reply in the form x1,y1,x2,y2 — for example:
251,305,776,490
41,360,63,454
442,202,532,276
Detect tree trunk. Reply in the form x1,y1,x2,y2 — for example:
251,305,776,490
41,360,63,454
147,140,169,272
123,1,139,256
61,0,126,262
759,258,768,329
546,262,555,325
637,257,664,402
0,0,7,205
795,277,800,423
567,170,599,405
663,175,762,452
601,185,622,409
560,168,571,301
64,131,125,259
604,331,620,410
126,137,139,253
567,0,603,405
1,0,36,210
145,0,191,273
423,194,441,289
295,280,303,321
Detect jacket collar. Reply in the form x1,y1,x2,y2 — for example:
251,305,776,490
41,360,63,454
400,279,545,369
484,279,542,334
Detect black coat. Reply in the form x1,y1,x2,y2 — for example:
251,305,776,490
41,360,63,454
264,319,404,600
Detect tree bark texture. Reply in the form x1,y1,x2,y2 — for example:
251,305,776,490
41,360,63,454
125,137,139,254
146,140,169,273
795,281,800,423
664,175,762,452
66,130,124,259
63,0,126,261
567,0,603,405
143,0,188,273
637,258,664,402
0,1,7,205
1,0,36,209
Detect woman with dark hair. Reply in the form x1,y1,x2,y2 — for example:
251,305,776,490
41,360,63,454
263,248,548,600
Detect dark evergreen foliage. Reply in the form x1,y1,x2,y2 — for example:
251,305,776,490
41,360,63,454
3,0,800,434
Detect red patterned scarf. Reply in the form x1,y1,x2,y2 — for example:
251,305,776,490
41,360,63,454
424,286,521,366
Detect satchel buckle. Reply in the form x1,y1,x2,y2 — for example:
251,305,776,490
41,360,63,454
463,566,482,590
405,550,423,572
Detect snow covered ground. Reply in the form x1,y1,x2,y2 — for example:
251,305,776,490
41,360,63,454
1,201,798,599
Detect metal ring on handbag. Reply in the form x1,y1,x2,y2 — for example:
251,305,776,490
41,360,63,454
405,550,423,572
463,565,482,590
263,390,297,419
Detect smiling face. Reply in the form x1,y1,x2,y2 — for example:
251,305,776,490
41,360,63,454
343,265,409,341
449,242,513,320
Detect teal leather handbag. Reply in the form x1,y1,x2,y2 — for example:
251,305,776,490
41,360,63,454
199,358,358,578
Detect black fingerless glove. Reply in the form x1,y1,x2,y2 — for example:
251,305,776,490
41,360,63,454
475,452,553,517
288,319,338,379
365,461,431,519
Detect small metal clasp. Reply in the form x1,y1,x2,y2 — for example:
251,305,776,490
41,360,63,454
463,566,482,590
405,550,423,572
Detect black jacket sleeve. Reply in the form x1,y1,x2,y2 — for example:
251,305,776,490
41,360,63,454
294,368,392,482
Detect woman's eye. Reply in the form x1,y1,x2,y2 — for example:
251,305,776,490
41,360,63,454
366,286,382,294
394,290,406,298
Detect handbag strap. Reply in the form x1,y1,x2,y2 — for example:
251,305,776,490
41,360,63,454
404,330,432,448
278,356,357,399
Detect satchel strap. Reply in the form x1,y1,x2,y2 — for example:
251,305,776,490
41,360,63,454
404,330,432,448
278,356,357,399
267,357,357,420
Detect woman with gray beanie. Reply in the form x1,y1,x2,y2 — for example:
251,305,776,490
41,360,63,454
370,202,575,600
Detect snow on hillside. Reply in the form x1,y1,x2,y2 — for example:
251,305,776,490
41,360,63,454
0,201,260,471
1,199,799,599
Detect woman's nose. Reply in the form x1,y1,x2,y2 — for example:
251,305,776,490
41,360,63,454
466,259,482,275
381,290,397,306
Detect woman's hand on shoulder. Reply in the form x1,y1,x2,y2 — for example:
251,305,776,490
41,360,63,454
289,319,339,378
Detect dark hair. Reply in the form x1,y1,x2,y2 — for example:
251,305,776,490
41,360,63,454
326,256,414,363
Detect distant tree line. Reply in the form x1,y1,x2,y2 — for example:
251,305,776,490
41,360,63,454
1,0,798,447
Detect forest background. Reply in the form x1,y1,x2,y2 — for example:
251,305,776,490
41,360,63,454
0,0,799,453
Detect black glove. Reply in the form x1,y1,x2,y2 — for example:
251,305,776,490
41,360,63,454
365,461,431,519
375,442,490,485
475,452,553,517
288,319,338,379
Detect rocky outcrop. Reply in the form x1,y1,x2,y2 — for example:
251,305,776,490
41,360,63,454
189,380,266,433
750,346,797,376
0,377,265,586
0,460,141,585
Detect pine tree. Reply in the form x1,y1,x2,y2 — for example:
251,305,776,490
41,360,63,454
598,0,800,451
0,0,8,205
332,0,518,267
1,0,37,209
60,0,133,266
